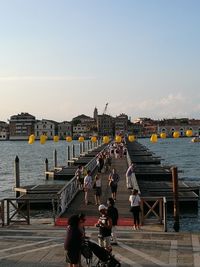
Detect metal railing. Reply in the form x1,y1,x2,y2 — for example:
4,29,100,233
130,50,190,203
56,142,106,216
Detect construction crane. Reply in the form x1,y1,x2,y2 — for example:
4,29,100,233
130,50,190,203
102,103,108,115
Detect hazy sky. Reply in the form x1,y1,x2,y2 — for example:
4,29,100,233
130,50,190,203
0,0,200,122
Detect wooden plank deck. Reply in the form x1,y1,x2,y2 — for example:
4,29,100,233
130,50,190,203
61,156,132,220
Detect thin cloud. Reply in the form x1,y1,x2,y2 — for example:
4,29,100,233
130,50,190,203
0,75,95,81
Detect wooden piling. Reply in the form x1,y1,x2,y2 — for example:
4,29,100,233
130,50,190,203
15,156,20,198
53,149,57,168
45,158,49,180
172,166,180,232
67,145,71,166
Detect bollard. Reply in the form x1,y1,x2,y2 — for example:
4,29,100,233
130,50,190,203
45,158,49,180
15,156,20,198
172,166,180,232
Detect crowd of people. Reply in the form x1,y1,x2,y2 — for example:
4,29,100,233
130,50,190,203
67,141,141,266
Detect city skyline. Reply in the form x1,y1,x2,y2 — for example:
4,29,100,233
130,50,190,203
1,1,200,122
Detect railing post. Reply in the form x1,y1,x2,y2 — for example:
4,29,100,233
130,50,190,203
45,158,49,180
7,200,10,225
172,166,180,232
163,197,167,232
15,156,20,198
0,200,4,226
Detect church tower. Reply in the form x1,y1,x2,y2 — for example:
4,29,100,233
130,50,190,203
93,107,98,121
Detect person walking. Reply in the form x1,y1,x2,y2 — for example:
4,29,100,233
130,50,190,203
75,165,83,190
95,204,112,252
126,162,136,189
129,189,141,230
107,198,119,245
108,168,120,201
64,214,83,267
83,170,92,205
93,174,102,205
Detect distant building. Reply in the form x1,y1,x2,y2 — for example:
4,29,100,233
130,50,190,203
0,121,9,140
114,113,128,135
73,124,90,138
97,114,114,136
58,121,72,139
9,112,36,140
72,114,94,124
158,118,200,137
34,119,58,140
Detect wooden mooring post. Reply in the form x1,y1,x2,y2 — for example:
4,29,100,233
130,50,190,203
45,158,49,180
172,166,180,232
54,149,57,168
15,156,20,198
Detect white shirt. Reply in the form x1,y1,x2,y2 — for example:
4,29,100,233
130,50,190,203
129,194,141,207
84,175,92,189
95,178,101,187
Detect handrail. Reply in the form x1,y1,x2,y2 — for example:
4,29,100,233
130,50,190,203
140,196,167,232
56,143,107,217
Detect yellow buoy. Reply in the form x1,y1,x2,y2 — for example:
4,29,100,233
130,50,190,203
66,136,72,142
40,134,47,144
160,132,166,139
173,131,180,138
103,136,110,144
91,136,97,143
115,135,122,143
28,134,35,144
128,135,135,142
150,134,158,143
53,135,59,142
186,130,193,137
79,136,84,142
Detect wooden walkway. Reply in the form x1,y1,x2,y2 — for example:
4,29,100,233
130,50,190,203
60,156,133,222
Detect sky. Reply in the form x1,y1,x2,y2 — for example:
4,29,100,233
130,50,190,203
0,0,200,122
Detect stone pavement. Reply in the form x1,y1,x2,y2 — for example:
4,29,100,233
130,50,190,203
0,220,200,267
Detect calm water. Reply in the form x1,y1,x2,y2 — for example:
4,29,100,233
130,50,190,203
0,138,200,231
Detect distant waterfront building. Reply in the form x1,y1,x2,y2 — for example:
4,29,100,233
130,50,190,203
58,121,72,139
72,114,94,124
114,113,128,135
34,119,58,140
158,118,200,137
97,114,114,136
9,112,36,140
73,124,90,138
0,121,9,140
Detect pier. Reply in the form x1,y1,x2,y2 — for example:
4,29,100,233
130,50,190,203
1,139,200,266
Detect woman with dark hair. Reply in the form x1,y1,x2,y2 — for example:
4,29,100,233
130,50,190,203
129,189,141,230
108,168,120,201
64,215,83,267
107,198,119,245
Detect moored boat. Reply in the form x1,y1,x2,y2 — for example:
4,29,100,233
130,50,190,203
191,137,200,142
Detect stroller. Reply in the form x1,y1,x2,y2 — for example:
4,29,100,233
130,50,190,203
81,239,121,267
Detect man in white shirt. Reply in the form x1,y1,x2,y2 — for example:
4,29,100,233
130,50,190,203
83,170,92,205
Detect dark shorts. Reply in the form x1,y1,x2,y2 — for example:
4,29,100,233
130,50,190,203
94,187,102,196
110,184,117,193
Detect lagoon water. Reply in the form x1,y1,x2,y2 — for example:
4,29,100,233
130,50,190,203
0,138,200,231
